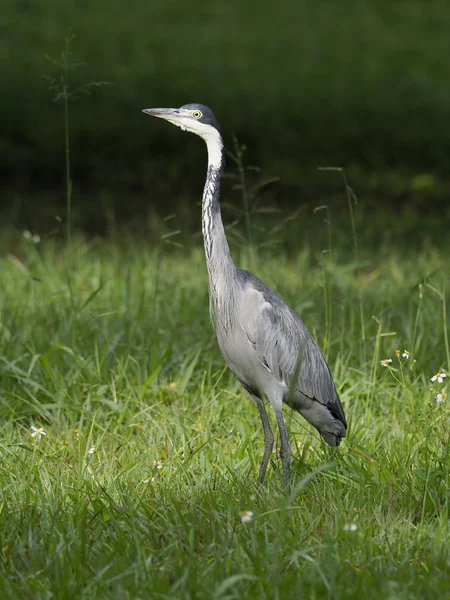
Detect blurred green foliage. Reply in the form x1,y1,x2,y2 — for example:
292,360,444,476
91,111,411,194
2,0,450,227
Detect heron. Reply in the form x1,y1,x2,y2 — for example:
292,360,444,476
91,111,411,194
143,103,347,486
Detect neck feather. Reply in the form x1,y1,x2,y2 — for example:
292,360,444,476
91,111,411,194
204,128,224,169
201,130,236,305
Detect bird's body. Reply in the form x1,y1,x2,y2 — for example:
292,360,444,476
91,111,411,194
217,269,346,442
143,103,347,485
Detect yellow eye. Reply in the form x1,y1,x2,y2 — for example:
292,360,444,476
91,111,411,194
193,110,202,119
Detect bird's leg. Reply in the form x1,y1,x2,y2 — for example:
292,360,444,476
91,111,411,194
275,408,291,489
252,395,274,485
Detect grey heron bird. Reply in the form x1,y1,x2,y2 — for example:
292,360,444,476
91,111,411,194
143,104,347,486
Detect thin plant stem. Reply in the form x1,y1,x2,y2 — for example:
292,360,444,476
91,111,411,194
231,136,255,269
411,283,423,356
46,33,110,253
342,172,366,368
235,142,252,248
64,69,72,251
313,204,333,356
425,282,449,372
443,289,450,374
318,167,366,367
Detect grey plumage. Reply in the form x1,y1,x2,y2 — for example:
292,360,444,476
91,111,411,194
143,103,347,486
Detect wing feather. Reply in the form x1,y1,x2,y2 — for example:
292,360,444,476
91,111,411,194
239,284,346,426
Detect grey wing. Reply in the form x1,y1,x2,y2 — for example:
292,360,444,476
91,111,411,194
239,286,347,427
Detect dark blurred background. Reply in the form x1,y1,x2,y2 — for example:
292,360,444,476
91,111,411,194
2,0,450,237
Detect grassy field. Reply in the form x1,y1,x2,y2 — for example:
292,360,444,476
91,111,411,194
0,221,449,598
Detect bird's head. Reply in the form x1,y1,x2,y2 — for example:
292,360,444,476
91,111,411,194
142,103,220,139
143,103,223,166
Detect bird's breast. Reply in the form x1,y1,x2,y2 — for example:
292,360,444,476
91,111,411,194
214,319,270,397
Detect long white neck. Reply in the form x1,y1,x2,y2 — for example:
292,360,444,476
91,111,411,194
201,129,236,308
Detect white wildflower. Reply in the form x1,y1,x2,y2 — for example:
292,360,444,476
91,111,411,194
87,446,96,455
343,522,357,531
431,372,447,384
22,230,40,243
144,476,155,483
402,350,410,359
436,390,447,404
30,425,46,441
240,510,254,523
380,359,392,367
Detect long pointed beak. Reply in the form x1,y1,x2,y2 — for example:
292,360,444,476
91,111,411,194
142,107,180,120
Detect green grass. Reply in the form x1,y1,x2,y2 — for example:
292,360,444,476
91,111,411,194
0,228,449,599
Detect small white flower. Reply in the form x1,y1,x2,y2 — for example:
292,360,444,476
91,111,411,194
22,230,40,243
87,446,96,455
431,372,447,384
436,390,447,404
144,477,155,483
380,359,392,367
30,425,46,441
240,510,254,523
343,522,357,531
402,350,410,359
153,460,163,470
